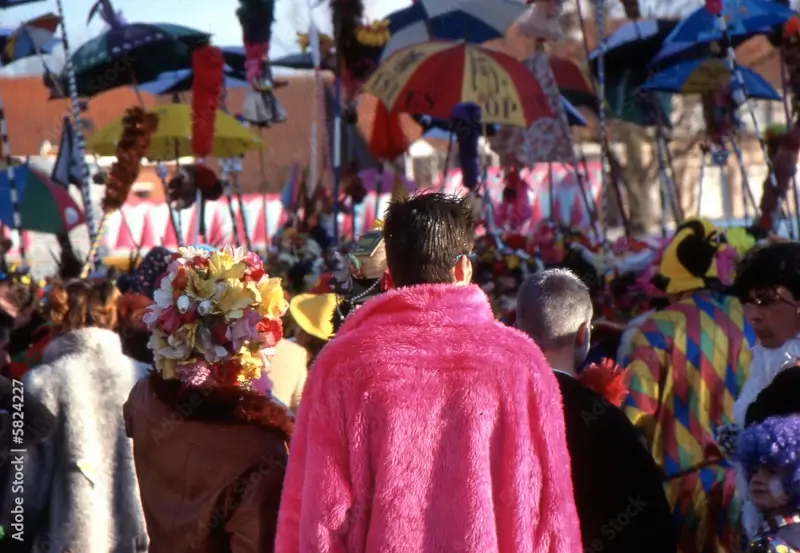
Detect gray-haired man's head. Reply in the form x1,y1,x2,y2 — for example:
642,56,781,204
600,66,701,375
516,268,593,370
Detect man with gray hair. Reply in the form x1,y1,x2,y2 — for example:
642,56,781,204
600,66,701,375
517,269,676,553
517,268,593,375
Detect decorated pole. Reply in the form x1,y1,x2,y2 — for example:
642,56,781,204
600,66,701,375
592,0,608,240
55,0,99,255
0,100,24,267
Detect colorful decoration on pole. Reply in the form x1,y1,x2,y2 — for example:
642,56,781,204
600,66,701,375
166,165,224,209
515,0,564,42
103,107,159,212
451,102,481,191
332,0,389,122
237,0,285,127
191,45,224,158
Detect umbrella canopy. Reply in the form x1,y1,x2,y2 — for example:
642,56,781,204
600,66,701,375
1,13,60,66
663,0,794,46
589,19,677,71
606,69,672,127
137,67,249,96
0,0,46,7
640,57,781,100
364,41,551,127
417,95,586,131
0,164,85,234
56,23,210,97
88,104,262,159
550,56,593,108
382,0,526,60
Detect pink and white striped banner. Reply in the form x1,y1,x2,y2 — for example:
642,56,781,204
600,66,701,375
4,163,602,257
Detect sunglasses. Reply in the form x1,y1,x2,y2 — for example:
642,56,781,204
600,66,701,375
744,290,796,308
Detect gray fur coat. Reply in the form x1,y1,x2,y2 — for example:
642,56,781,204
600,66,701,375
3,327,148,552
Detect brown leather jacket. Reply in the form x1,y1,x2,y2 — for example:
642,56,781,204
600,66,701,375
123,377,293,553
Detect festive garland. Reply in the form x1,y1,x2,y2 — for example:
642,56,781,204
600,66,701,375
191,45,223,158
103,107,158,212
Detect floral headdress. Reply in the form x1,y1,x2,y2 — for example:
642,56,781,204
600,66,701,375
143,246,288,390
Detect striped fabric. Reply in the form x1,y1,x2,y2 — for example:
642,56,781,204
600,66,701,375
621,291,755,553
0,97,23,267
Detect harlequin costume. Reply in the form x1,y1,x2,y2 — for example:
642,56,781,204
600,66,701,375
620,218,754,553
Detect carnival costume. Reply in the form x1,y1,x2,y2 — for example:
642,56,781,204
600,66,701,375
736,412,800,552
620,218,754,553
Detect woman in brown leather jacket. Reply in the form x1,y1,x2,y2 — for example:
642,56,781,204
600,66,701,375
124,375,292,552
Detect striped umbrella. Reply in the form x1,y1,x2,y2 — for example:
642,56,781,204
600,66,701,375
365,41,551,127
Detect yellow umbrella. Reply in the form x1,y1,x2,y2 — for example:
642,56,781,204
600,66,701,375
88,104,263,160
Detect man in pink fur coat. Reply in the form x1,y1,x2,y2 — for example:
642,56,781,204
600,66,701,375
275,193,582,553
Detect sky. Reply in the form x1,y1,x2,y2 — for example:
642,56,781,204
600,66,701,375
0,0,408,74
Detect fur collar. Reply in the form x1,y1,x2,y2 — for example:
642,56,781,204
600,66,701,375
42,327,123,364
337,283,494,338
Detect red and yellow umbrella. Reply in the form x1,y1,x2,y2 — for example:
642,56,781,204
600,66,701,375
364,41,551,127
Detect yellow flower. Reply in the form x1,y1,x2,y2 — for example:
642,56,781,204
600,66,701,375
208,250,246,281
174,321,199,349
256,277,288,318
214,279,257,318
237,347,264,382
187,269,217,300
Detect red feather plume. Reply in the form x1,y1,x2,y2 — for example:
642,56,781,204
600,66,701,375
191,45,224,158
576,358,629,407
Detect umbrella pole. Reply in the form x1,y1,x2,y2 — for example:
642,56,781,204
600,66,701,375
715,12,788,233
374,162,383,224
697,147,706,217
591,0,608,241
0,102,25,268
221,168,241,247
439,130,454,191
728,136,759,225
778,52,800,236
547,161,555,222
156,163,184,248
233,169,252,251
55,0,99,265
332,78,342,245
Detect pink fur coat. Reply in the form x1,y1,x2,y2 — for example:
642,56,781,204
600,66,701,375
275,284,581,553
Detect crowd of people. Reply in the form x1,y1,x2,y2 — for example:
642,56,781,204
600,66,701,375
0,191,799,553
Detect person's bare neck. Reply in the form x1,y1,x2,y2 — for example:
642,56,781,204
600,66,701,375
542,349,576,376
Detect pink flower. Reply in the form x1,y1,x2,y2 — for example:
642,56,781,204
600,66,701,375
157,306,182,334
226,309,261,352
243,251,265,282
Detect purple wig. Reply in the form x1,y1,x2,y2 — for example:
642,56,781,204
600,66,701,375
736,414,800,509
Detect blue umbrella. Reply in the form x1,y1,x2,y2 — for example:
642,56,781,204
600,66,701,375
0,0,46,7
382,0,526,59
138,67,249,95
640,57,781,101
656,0,795,56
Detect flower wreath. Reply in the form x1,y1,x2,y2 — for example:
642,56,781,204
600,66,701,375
143,246,288,389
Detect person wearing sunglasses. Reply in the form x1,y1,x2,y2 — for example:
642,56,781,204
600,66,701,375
732,241,800,540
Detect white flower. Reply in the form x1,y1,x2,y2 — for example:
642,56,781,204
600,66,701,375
142,308,159,327
176,295,191,314
197,300,213,316
179,246,212,259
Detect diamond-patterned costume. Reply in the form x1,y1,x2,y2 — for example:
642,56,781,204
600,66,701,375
621,290,755,553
